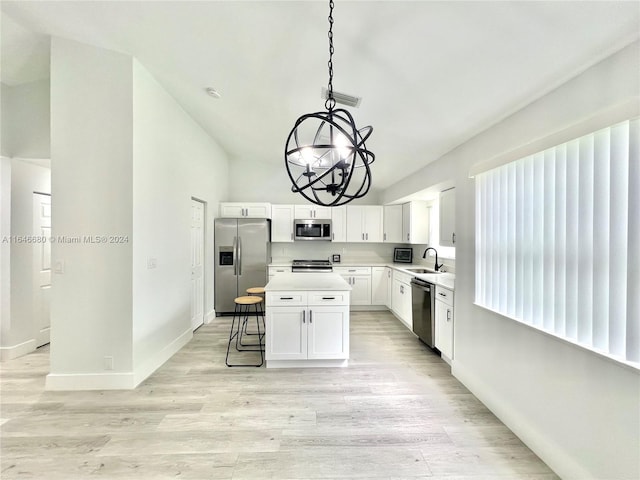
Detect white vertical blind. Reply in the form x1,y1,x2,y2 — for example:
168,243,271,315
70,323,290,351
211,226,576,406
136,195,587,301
475,118,639,366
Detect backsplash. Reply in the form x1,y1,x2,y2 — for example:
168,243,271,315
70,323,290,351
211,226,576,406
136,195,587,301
271,242,456,273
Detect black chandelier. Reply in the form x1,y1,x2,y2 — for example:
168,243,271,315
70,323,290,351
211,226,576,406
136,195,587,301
284,0,374,207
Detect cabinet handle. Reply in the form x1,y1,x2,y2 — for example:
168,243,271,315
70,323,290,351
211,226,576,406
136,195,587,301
400,285,404,294
447,309,451,321
310,310,313,323
322,296,335,300
366,233,369,240
407,233,410,241
349,269,356,272
452,233,456,244
291,232,293,241
302,310,306,323
384,233,386,241
362,233,365,240
439,292,447,297
332,233,334,240
280,296,293,300
388,270,391,278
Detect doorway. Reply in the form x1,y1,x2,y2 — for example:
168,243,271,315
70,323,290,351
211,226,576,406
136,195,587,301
33,192,51,347
190,198,205,331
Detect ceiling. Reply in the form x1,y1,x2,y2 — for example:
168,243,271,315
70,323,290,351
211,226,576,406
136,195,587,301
2,1,639,190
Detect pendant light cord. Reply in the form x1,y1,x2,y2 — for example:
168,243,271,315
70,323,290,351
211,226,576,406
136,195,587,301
326,0,336,111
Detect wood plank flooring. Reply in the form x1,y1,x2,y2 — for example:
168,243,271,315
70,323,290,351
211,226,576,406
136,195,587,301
0,311,559,479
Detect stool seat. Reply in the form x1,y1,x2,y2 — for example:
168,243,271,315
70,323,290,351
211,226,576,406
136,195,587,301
246,287,265,295
234,295,262,305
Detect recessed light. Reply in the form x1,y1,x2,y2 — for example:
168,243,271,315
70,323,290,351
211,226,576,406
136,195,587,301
205,87,221,99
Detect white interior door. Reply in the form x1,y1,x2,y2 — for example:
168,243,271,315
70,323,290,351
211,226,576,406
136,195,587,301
190,199,205,330
33,193,51,347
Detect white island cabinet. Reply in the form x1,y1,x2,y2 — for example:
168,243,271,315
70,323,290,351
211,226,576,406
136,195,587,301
264,273,351,368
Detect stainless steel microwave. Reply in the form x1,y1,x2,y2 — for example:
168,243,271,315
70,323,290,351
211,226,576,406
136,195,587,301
294,219,332,241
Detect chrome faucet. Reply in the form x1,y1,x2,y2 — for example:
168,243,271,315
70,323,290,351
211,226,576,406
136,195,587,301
422,247,443,272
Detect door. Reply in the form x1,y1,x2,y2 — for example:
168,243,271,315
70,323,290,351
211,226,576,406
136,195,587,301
266,306,307,359
33,193,51,347
383,205,403,243
237,219,269,297
371,267,389,305
345,206,364,242
214,218,239,313
350,275,372,305
363,206,383,242
439,188,456,247
190,199,205,330
271,205,294,242
307,306,349,359
331,206,346,242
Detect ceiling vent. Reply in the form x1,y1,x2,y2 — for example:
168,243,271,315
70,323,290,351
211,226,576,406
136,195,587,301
321,87,362,108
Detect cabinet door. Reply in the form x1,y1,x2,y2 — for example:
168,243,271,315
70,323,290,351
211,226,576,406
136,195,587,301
435,300,454,359
266,307,307,360
313,206,332,220
331,206,347,242
363,206,383,242
383,205,403,243
371,267,389,305
402,201,430,244
350,275,372,305
391,279,404,319
245,203,271,218
271,205,294,242
439,188,456,247
345,206,365,242
385,268,392,309
294,205,314,219
220,203,244,217
307,306,349,359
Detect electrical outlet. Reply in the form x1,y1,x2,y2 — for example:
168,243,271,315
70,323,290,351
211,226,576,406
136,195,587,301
147,257,157,269
54,260,65,274
104,356,114,370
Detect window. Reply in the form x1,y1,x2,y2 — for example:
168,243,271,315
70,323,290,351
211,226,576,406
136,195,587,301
475,118,639,366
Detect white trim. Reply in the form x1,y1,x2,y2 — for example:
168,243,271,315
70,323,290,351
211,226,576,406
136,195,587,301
266,359,348,369
205,308,216,324
132,327,193,387
469,98,640,177
0,339,37,361
45,371,136,391
453,360,590,480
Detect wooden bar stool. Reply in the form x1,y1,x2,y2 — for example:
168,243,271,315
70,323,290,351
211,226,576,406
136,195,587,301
242,286,266,340
225,295,264,367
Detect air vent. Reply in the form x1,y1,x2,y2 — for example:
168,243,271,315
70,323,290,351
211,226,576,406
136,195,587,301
321,87,362,108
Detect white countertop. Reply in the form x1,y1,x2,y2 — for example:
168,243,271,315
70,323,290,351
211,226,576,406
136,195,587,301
265,272,352,291
269,261,455,290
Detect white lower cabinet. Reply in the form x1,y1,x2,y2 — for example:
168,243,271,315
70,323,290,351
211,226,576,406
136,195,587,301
435,286,454,362
334,266,372,306
371,266,391,306
391,270,413,329
266,291,349,364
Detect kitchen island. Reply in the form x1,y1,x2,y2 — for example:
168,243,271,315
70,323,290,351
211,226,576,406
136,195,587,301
264,273,351,368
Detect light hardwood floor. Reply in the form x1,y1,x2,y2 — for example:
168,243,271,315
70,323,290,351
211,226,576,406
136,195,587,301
1,311,559,479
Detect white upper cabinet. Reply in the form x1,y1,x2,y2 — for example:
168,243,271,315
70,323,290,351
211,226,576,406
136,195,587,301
439,188,456,247
331,206,347,242
271,204,295,242
346,205,383,242
294,205,332,220
220,202,271,219
383,204,403,243
402,201,430,244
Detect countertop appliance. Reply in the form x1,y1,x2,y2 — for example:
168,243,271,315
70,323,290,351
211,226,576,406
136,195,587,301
410,277,435,348
294,219,332,241
291,259,333,272
394,247,413,263
215,218,270,314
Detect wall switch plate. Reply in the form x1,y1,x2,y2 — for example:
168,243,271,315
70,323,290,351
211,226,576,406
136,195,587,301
147,257,157,269
54,260,65,274
104,356,114,370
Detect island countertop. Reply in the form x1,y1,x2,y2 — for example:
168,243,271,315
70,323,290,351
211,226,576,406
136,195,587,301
264,272,352,291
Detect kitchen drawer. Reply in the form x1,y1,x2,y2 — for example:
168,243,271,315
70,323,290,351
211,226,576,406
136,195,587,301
308,291,350,306
392,269,413,285
333,266,371,275
435,286,454,306
266,291,308,306
269,266,291,275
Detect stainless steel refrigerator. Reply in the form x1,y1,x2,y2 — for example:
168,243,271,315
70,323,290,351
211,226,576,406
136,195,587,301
214,218,270,314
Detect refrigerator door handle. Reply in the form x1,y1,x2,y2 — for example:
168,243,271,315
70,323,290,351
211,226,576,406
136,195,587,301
233,236,238,276
238,236,242,276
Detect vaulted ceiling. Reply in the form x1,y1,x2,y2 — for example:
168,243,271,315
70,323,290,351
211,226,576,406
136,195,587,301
2,1,638,189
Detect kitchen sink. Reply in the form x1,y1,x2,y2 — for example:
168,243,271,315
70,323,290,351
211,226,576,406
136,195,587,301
406,268,441,274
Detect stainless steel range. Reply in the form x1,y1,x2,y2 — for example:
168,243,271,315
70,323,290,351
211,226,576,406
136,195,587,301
291,259,333,272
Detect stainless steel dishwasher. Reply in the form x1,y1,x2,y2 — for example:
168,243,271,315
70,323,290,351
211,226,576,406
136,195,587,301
411,277,435,348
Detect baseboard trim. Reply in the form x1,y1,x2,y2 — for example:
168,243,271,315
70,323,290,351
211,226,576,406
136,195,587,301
45,372,136,390
452,361,588,480
205,309,216,324
0,339,37,361
133,327,193,387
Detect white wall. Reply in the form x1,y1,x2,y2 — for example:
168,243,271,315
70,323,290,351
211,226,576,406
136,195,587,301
1,79,50,159
131,60,228,380
381,41,640,480
0,159,51,360
48,37,134,389
227,157,382,205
